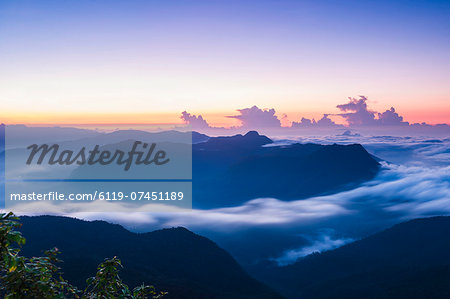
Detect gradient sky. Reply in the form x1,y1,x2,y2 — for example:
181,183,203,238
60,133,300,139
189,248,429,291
1,0,449,125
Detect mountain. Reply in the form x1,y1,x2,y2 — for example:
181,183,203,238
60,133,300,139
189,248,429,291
18,216,281,299
195,131,272,150
84,130,209,145
3,126,208,152
193,131,380,208
47,130,380,208
258,216,450,299
3,124,101,147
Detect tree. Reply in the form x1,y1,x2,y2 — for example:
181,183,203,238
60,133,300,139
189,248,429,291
0,212,166,299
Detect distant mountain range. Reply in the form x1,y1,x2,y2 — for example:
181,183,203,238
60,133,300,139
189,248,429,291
19,216,281,299
256,216,450,299
193,131,380,208
3,125,209,147
10,128,380,208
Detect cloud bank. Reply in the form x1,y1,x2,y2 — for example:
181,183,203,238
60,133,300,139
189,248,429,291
180,96,449,135
180,111,211,130
65,137,449,229
227,106,281,129
336,96,409,126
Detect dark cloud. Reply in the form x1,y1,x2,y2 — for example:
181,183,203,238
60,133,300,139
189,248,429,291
227,105,281,129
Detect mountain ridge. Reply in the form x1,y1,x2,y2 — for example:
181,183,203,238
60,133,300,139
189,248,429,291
257,216,450,299
18,215,282,299
193,131,380,208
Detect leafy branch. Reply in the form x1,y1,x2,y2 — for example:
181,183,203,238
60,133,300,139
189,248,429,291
0,212,166,299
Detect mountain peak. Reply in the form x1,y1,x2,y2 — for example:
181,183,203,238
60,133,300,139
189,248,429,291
244,130,260,137
195,131,272,151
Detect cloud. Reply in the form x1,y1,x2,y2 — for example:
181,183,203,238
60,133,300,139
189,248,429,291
334,96,416,127
294,117,314,127
53,162,449,232
180,111,211,129
377,107,409,126
288,95,447,132
336,96,378,126
15,137,448,225
291,114,339,128
71,139,449,227
180,97,448,135
164,198,347,229
271,231,354,265
59,197,346,231
339,130,360,137
378,164,450,216
227,106,281,129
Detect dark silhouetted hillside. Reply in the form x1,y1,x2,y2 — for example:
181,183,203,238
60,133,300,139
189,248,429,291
19,216,281,299
193,131,380,208
260,216,450,299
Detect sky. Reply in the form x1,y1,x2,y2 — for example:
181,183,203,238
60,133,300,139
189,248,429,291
0,0,449,126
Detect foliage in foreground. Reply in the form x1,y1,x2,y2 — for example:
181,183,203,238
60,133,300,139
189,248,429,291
0,212,166,298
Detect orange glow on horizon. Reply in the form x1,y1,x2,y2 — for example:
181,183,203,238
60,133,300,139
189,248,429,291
1,108,449,127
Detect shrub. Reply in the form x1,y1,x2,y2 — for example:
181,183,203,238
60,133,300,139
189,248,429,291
0,212,166,299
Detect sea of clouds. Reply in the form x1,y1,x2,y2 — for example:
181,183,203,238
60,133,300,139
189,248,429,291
8,134,448,266
53,134,448,265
